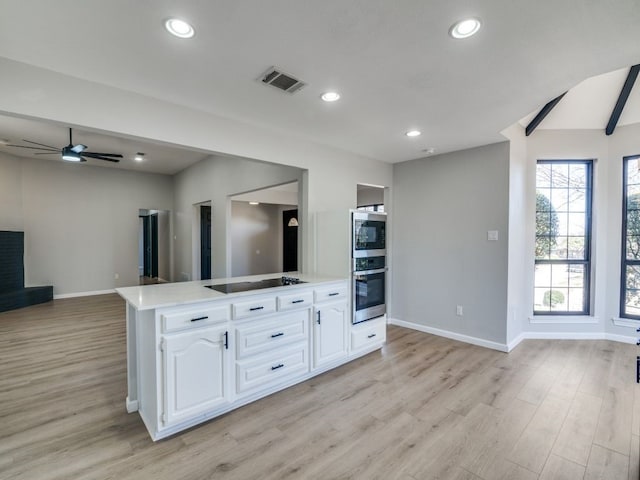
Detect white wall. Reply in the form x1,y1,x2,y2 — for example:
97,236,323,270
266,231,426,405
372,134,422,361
517,124,640,342
231,201,282,276
390,142,510,348
0,152,173,295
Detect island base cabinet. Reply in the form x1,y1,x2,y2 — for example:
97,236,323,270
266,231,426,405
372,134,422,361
162,324,231,427
313,302,348,368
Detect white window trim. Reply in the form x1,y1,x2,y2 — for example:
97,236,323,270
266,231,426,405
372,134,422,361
611,317,640,328
529,315,598,324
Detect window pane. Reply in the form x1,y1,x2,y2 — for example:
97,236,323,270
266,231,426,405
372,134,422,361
534,264,551,288
567,237,585,259
537,164,551,188
551,188,569,211
628,158,640,185
567,212,586,236
550,236,567,260
534,288,551,312
556,212,569,236
624,288,640,317
568,189,586,211
626,237,640,260
550,288,569,311
569,163,586,185
551,164,569,187
568,265,584,287
567,288,584,311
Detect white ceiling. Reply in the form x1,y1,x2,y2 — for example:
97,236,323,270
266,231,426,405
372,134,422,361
0,1,639,167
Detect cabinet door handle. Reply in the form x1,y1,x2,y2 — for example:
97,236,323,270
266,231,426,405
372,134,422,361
291,299,304,304
317,311,321,325
367,333,377,339
271,363,284,371
249,306,264,311
328,292,339,297
191,316,208,322
271,332,284,338
224,331,229,350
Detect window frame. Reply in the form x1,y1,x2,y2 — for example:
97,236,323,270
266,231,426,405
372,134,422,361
620,154,640,320
534,159,593,316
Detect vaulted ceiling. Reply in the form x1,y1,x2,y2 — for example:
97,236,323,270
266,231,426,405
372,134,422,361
0,1,639,169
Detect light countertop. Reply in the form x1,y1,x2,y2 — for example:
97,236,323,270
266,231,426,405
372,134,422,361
116,273,347,311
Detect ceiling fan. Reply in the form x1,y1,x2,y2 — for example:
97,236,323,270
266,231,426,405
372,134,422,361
8,128,123,163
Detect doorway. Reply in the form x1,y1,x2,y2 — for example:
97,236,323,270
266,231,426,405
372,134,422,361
138,209,170,285
200,205,212,280
283,209,298,272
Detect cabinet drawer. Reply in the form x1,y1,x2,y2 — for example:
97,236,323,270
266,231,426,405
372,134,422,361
161,304,230,333
233,296,277,320
314,285,348,303
236,343,309,394
351,319,386,352
236,310,309,359
277,291,313,311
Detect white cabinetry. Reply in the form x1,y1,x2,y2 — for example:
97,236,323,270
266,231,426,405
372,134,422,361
121,277,387,441
313,286,348,368
162,323,231,426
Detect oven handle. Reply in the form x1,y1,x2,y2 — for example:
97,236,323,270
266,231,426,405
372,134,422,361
353,267,387,276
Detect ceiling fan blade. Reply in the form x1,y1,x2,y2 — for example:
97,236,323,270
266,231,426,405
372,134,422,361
83,152,123,158
83,153,121,163
7,144,59,151
71,144,88,153
23,139,59,149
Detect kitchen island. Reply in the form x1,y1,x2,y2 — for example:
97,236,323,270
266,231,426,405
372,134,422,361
117,273,386,440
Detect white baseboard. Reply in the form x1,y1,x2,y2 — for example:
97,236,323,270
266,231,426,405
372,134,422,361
54,289,116,299
387,318,509,352
508,331,638,348
388,318,639,352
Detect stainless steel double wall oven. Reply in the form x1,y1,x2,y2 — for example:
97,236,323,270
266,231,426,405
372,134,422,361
352,211,387,324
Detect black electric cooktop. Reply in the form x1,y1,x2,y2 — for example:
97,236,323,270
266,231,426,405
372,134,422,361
205,276,306,294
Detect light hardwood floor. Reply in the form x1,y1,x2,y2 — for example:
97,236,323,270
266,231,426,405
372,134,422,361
1,294,638,479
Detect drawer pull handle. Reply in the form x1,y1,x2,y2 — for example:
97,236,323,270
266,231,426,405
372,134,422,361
191,316,208,322
328,292,340,297
224,331,229,350
249,306,264,311
367,333,377,339
271,332,284,338
271,363,284,371
291,299,304,304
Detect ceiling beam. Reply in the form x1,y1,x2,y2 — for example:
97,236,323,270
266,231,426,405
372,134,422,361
606,64,640,136
525,92,567,136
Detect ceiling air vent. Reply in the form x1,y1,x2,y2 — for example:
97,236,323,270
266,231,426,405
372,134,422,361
259,67,306,94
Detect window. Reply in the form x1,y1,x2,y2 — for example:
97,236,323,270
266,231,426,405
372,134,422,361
534,160,593,315
621,155,640,319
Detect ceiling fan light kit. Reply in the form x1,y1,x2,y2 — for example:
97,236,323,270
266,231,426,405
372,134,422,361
7,128,123,164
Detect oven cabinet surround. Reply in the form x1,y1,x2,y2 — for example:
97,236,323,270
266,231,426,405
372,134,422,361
117,274,385,441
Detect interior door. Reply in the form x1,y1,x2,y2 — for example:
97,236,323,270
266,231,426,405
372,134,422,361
200,206,212,280
282,209,298,272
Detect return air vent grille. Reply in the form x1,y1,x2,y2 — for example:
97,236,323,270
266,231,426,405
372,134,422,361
259,67,306,94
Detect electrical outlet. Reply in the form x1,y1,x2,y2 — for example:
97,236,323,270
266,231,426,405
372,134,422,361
456,305,463,316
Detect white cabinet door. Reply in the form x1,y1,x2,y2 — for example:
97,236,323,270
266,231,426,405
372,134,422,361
162,324,230,426
313,302,348,368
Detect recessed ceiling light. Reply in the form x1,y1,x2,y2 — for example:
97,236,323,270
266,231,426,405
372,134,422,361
249,201,260,206
321,92,340,102
449,18,481,39
164,18,195,39
406,130,422,137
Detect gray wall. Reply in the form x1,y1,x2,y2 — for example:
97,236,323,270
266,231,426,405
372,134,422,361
357,186,385,207
390,142,510,345
173,155,302,280
0,152,173,295
230,201,281,276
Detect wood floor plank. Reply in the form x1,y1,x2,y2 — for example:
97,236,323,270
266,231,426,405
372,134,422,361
1,295,639,480
585,444,629,480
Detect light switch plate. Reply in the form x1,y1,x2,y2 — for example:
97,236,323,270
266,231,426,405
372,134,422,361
487,230,499,241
